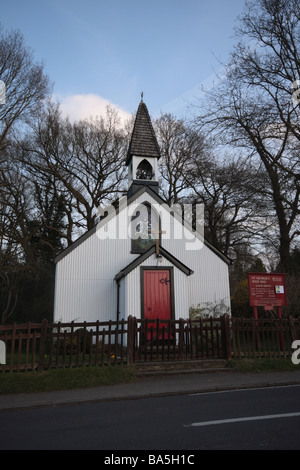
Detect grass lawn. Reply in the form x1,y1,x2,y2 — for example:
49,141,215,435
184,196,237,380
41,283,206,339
0,358,299,395
0,365,136,395
228,357,300,373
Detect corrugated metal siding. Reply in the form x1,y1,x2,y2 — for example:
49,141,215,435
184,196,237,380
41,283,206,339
54,191,231,323
54,221,136,323
163,219,231,313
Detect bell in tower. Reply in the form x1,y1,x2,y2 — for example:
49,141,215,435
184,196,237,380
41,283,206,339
136,159,154,180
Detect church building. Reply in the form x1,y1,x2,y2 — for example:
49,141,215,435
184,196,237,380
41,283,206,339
53,100,231,324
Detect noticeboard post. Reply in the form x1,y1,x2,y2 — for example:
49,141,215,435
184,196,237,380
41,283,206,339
248,273,287,349
248,272,287,317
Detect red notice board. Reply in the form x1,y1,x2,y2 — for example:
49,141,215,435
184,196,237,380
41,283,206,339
248,273,287,309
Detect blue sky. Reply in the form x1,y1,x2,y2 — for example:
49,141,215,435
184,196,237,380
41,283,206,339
0,0,246,121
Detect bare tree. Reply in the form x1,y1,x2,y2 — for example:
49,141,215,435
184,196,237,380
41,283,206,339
185,152,268,259
154,113,207,204
154,113,267,263
195,0,300,272
0,27,51,152
0,26,52,323
0,155,34,324
20,102,128,241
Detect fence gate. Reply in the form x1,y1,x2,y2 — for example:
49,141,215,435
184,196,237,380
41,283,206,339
128,316,229,363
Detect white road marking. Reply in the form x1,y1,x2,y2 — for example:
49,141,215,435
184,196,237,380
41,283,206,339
185,412,300,427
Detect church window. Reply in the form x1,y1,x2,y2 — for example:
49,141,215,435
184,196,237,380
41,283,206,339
131,203,160,253
136,159,153,180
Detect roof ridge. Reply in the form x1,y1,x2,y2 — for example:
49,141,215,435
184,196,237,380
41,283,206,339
115,244,194,280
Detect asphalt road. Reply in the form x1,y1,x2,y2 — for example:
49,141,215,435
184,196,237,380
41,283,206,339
1,385,300,451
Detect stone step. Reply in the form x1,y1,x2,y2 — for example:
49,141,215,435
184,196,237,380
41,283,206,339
134,359,231,377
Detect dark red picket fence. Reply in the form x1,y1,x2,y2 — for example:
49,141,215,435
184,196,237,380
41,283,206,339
0,319,128,372
230,316,300,359
0,315,299,372
128,316,230,363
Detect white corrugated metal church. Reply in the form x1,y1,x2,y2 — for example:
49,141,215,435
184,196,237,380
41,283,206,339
53,100,231,324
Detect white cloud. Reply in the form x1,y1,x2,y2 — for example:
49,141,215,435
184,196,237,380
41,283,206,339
57,93,131,125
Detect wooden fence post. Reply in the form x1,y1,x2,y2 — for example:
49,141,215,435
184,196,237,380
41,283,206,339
127,316,135,365
222,314,232,361
289,316,296,344
178,318,184,360
38,319,48,372
10,322,17,372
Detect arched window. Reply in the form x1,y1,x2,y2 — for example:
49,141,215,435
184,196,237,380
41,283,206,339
136,159,153,180
131,202,160,253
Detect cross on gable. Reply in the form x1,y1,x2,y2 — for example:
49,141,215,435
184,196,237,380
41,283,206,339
150,224,166,257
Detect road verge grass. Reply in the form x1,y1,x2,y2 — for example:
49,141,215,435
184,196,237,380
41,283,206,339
228,358,299,373
1,359,299,395
0,365,136,395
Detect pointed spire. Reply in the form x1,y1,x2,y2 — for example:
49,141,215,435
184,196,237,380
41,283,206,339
126,100,161,165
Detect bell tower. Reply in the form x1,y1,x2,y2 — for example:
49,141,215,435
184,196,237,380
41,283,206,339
126,98,160,198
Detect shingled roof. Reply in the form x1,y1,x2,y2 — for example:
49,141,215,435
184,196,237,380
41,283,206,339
126,100,161,165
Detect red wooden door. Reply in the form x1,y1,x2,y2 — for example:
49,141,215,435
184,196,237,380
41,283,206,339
143,269,172,340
